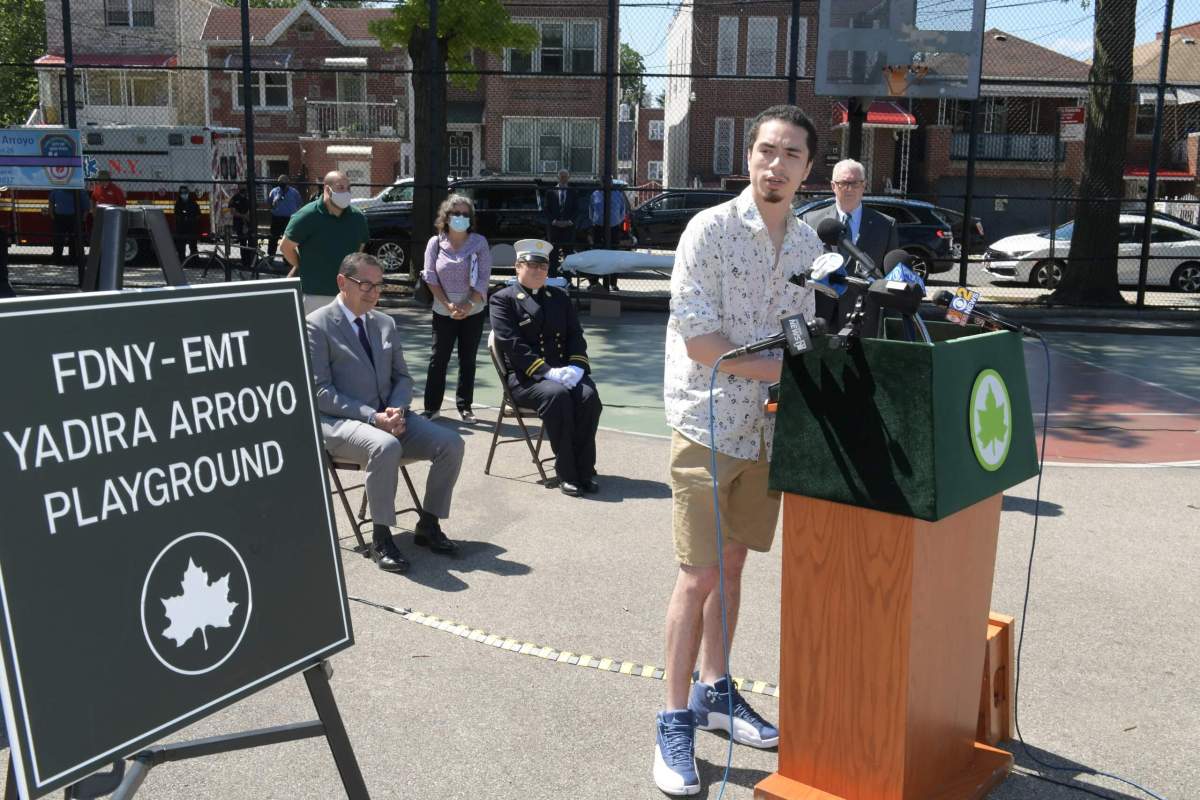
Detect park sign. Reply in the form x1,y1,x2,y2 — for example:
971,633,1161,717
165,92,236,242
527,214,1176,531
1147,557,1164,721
0,128,84,190
0,280,352,798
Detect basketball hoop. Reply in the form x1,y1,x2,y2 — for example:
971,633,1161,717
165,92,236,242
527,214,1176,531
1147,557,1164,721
882,65,929,98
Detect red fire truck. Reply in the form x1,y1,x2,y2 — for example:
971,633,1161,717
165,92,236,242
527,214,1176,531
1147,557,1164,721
0,125,244,263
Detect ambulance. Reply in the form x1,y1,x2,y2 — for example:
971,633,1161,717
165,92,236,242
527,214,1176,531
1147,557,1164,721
0,125,245,263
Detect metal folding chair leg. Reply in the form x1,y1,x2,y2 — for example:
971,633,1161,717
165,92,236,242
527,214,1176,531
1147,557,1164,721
326,454,424,558
484,397,551,482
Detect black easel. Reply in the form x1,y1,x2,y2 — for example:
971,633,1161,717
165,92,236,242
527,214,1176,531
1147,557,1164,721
5,661,368,800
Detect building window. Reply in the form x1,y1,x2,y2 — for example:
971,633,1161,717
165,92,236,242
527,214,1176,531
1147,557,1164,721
84,70,169,106
647,160,663,181
504,117,598,174
785,17,808,77
232,72,291,110
717,17,738,76
743,118,754,174
1135,103,1157,137
745,17,777,76
714,117,734,175
105,0,153,27
648,119,664,141
984,97,1007,134
507,19,600,75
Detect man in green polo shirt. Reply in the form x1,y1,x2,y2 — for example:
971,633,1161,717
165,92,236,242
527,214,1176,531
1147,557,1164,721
281,170,371,313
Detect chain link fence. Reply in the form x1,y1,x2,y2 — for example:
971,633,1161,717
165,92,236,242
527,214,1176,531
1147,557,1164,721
3,0,1199,312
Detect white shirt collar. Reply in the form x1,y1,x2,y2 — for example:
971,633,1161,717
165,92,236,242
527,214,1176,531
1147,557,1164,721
336,295,367,328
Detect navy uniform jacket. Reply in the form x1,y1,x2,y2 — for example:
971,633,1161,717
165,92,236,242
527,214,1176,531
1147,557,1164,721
489,283,590,386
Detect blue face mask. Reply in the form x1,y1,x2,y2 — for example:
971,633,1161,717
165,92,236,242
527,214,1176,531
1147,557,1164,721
448,214,470,233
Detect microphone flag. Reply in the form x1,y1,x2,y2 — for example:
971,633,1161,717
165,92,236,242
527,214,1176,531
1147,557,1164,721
945,287,981,326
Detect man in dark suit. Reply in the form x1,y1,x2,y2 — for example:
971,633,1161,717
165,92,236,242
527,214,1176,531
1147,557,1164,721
543,170,578,277
489,239,602,497
798,158,899,325
307,252,465,573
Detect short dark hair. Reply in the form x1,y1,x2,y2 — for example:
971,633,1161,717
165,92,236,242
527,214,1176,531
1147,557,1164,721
339,252,381,278
745,105,817,164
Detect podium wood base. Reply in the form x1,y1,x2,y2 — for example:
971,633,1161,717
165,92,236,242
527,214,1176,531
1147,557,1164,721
756,742,1012,800
761,493,1009,800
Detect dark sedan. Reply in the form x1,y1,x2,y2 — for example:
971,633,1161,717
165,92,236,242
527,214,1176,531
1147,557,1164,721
630,190,737,250
793,196,957,277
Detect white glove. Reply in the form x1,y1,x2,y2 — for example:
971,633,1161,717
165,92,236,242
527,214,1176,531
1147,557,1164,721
565,365,585,388
545,366,571,385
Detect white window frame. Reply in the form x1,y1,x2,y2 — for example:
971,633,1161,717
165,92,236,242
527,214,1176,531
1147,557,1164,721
714,117,734,175
104,0,154,27
717,17,739,76
648,119,664,141
1134,102,1157,138
785,17,808,77
506,18,601,75
503,116,599,175
745,17,778,77
231,71,293,111
743,118,754,174
646,160,663,181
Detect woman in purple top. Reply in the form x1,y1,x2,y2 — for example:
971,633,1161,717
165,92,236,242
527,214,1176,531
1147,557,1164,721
421,194,493,422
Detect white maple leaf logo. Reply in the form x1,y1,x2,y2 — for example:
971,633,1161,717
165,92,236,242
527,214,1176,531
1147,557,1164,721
160,558,239,651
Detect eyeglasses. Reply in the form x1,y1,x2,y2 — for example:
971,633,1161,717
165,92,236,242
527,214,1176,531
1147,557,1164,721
345,275,385,293
832,180,864,189
518,261,550,271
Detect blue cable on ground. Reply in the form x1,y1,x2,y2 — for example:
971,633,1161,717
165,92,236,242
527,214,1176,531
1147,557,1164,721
1013,335,1168,800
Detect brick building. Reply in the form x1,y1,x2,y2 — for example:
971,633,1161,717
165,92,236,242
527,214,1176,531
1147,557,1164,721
636,105,664,188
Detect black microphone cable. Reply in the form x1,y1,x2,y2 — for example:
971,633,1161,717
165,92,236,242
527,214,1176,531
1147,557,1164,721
1008,335,1169,800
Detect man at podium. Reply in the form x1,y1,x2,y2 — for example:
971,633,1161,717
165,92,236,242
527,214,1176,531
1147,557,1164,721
654,105,824,796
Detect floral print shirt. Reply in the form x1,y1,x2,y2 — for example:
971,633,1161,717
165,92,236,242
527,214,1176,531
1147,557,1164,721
665,186,823,461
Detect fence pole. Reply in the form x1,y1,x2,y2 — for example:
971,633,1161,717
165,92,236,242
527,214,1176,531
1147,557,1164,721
958,99,980,286
61,0,86,286
787,0,801,105
1137,0,1175,309
428,0,442,204
602,0,617,250
239,0,258,272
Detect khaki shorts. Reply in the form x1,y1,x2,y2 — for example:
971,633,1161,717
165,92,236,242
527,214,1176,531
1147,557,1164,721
669,430,781,567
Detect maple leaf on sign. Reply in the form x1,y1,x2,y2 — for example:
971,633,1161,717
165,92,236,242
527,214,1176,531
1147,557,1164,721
975,386,1009,451
161,558,239,651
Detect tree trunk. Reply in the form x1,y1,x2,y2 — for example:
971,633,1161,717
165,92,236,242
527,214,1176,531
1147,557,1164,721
1052,0,1136,305
407,28,448,279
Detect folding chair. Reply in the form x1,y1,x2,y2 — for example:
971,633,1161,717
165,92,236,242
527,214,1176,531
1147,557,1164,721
484,331,554,483
325,451,423,557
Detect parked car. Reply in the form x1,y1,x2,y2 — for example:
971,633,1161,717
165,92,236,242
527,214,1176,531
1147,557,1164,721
984,214,1200,291
362,176,631,273
792,196,956,278
630,190,737,250
351,177,414,212
933,207,986,259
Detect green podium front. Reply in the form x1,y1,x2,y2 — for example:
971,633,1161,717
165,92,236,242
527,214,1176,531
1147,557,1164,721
756,323,1039,800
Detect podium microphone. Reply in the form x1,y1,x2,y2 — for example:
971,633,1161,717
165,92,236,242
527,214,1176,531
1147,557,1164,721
931,290,1040,337
723,314,828,359
814,217,879,278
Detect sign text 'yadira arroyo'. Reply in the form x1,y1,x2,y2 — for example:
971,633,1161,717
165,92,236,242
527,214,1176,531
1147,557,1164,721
4,331,305,534
0,282,351,800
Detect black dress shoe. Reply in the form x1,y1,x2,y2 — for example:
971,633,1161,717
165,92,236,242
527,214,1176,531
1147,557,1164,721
371,543,410,573
582,478,600,494
414,524,459,555
559,480,582,497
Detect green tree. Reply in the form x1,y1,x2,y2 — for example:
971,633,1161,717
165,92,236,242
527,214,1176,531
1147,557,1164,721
371,2,537,276
619,43,646,110
1052,0,1136,305
0,0,46,127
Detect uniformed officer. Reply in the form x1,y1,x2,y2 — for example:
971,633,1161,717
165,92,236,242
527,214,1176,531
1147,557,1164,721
489,238,602,496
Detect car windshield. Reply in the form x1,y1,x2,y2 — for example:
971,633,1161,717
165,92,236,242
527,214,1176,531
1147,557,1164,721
1050,221,1073,240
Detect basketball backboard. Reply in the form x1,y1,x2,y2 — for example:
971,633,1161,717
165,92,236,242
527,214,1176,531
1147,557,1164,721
815,0,987,100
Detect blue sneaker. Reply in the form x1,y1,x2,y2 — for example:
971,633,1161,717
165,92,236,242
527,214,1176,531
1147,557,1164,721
653,709,700,796
689,676,779,748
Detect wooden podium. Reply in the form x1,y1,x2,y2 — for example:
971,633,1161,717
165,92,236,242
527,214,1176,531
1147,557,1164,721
758,323,1039,800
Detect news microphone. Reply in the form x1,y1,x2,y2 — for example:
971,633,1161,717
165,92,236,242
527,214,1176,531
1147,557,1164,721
723,314,828,359
814,217,879,278
931,290,1040,337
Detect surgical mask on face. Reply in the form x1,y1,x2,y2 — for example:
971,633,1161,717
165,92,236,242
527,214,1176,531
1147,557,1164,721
329,190,352,209
448,214,470,232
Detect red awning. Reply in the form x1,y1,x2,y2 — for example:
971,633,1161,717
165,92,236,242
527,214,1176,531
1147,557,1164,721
34,53,178,68
832,100,917,130
1123,167,1194,181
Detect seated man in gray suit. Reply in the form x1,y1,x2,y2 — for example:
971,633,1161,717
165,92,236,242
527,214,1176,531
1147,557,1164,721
308,253,465,573
798,158,899,323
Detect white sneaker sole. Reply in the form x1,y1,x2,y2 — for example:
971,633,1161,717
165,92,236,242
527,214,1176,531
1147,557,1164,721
696,712,779,748
653,743,700,796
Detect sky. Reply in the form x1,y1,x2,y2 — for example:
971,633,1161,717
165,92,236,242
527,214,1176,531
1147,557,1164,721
619,0,1197,100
